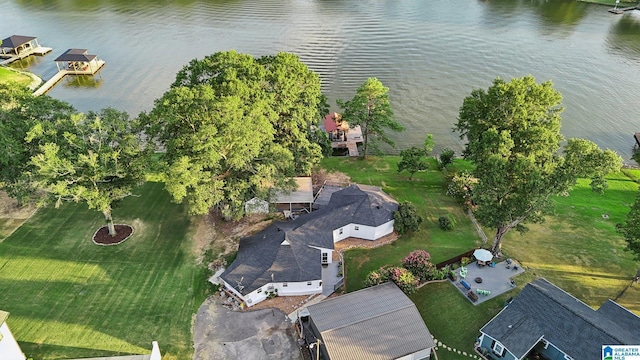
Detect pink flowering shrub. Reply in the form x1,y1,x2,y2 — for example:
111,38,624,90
402,250,435,281
364,266,418,295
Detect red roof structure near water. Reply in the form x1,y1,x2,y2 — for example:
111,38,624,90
324,113,338,132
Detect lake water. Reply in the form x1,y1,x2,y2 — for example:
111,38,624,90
3,0,640,158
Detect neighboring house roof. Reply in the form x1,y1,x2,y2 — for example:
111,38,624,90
55,49,97,62
221,185,397,295
480,278,640,360
272,177,313,204
307,282,436,360
1,35,36,49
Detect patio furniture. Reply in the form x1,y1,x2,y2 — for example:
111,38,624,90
490,262,495,267
475,277,483,284
476,289,491,296
467,290,478,302
460,280,471,290
459,266,468,279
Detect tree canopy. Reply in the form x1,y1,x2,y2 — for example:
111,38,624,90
338,78,404,158
454,75,622,254
617,192,640,261
142,51,323,219
26,108,151,235
0,82,75,203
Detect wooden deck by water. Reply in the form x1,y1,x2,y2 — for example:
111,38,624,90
608,5,638,14
330,125,363,157
33,60,105,96
0,46,52,65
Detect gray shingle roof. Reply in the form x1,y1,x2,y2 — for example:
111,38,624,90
307,282,435,360
1,35,36,49
480,278,640,360
221,185,397,295
55,49,97,62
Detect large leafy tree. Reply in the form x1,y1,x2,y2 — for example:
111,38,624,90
617,193,640,261
455,75,622,254
170,50,323,175
143,51,324,219
26,108,151,236
338,78,404,158
0,83,75,203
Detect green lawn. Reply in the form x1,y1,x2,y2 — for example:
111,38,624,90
0,182,210,360
322,157,640,359
0,67,33,87
502,171,640,312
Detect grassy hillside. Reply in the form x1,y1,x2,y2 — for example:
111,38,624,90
0,67,33,86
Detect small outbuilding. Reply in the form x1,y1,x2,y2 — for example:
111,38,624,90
304,282,436,360
271,177,314,213
245,197,269,215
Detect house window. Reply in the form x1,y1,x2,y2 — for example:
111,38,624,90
339,228,343,235
354,226,359,231
492,341,505,357
257,288,262,293
283,283,288,287
322,252,328,264
307,281,312,286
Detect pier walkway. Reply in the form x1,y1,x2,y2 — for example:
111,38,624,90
33,60,105,96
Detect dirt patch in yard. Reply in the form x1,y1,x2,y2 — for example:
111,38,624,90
311,168,351,192
193,209,277,264
0,191,36,219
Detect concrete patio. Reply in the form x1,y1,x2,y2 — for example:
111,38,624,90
451,260,525,305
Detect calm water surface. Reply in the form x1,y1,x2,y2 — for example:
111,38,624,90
3,0,640,158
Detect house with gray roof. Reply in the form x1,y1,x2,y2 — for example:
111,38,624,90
304,282,435,360
477,278,640,360
220,184,397,307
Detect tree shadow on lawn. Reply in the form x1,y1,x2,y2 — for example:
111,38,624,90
0,183,207,359
19,342,146,360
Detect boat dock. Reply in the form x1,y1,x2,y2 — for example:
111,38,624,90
33,48,105,96
33,60,105,96
0,35,52,65
330,125,363,157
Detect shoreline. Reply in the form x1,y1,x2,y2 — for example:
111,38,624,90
578,0,637,7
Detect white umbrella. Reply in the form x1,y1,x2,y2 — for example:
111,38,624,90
473,249,493,262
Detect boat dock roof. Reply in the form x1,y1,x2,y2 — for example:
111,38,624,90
1,35,37,49
55,49,97,62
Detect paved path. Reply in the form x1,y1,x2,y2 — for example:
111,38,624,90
194,296,301,360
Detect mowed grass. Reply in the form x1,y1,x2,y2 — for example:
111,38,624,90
502,171,640,312
0,67,32,86
321,157,640,360
0,182,210,359
320,157,481,292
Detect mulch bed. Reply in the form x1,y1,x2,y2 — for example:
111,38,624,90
92,224,134,245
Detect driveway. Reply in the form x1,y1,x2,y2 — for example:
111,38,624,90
193,296,302,360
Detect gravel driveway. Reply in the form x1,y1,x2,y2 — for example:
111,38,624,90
193,296,302,360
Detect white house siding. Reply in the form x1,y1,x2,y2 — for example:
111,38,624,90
374,220,394,239
332,223,377,242
240,280,323,307
309,246,333,264
0,322,26,360
396,347,432,360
